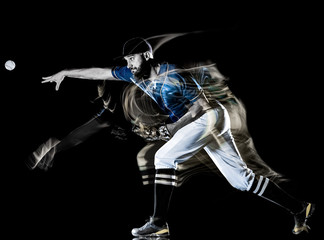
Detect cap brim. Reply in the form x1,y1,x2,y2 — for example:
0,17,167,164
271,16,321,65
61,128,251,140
113,54,126,62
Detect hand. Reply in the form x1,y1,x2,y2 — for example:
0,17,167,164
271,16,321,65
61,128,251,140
132,124,171,142
42,71,66,91
158,125,171,141
132,125,160,142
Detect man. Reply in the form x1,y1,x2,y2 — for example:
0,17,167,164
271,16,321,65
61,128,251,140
41,37,315,237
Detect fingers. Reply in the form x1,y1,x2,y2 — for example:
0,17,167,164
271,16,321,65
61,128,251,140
41,76,53,83
41,76,62,91
55,82,61,91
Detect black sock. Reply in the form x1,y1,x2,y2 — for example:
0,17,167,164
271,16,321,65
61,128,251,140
250,175,304,214
152,168,176,226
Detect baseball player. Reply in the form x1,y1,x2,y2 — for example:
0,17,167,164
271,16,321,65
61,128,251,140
41,37,315,237
124,61,285,188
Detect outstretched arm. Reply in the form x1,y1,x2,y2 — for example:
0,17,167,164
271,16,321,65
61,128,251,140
42,67,118,91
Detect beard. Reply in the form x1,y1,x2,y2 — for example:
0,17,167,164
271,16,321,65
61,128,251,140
133,61,151,80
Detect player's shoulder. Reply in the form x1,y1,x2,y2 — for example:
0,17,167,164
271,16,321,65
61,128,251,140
162,62,181,71
159,62,185,76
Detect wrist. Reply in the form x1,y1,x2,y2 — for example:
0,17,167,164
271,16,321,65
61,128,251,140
165,123,174,136
60,69,69,77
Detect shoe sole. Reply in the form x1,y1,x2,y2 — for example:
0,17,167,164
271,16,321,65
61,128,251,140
132,233,170,238
133,237,170,240
132,228,170,238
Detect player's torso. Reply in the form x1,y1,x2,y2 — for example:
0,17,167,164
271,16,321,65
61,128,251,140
136,64,200,122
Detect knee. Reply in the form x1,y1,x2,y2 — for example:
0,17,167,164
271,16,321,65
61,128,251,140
229,181,251,191
227,170,255,192
154,148,177,169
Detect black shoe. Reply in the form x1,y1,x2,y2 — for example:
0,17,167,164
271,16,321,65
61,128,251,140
132,217,170,237
292,202,315,235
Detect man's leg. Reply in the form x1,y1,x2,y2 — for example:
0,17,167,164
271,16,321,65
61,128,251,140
204,129,315,235
131,168,175,238
27,109,112,170
249,175,315,234
131,111,216,237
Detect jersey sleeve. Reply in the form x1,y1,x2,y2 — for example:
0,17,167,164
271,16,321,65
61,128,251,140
111,66,133,82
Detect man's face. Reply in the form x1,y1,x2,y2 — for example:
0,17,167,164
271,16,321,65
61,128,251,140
124,53,149,79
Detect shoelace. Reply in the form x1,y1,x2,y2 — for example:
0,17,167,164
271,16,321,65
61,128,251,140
138,220,153,231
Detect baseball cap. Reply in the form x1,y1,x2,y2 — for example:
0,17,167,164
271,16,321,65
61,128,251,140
115,37,153,60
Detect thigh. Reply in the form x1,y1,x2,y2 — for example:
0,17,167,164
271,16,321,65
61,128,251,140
204,130,255,191
155,111,217,169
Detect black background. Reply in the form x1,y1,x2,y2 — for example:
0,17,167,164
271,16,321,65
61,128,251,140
1,2,322,239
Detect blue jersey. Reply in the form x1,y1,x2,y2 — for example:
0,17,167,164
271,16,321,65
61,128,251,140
111,63,201,122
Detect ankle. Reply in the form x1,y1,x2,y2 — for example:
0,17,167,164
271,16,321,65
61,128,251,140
151,216,167,226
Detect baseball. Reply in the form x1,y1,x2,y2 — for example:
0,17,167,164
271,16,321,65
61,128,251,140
5,60,16,71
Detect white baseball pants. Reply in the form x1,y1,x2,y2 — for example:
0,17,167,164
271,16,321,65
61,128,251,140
155,103,255,191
